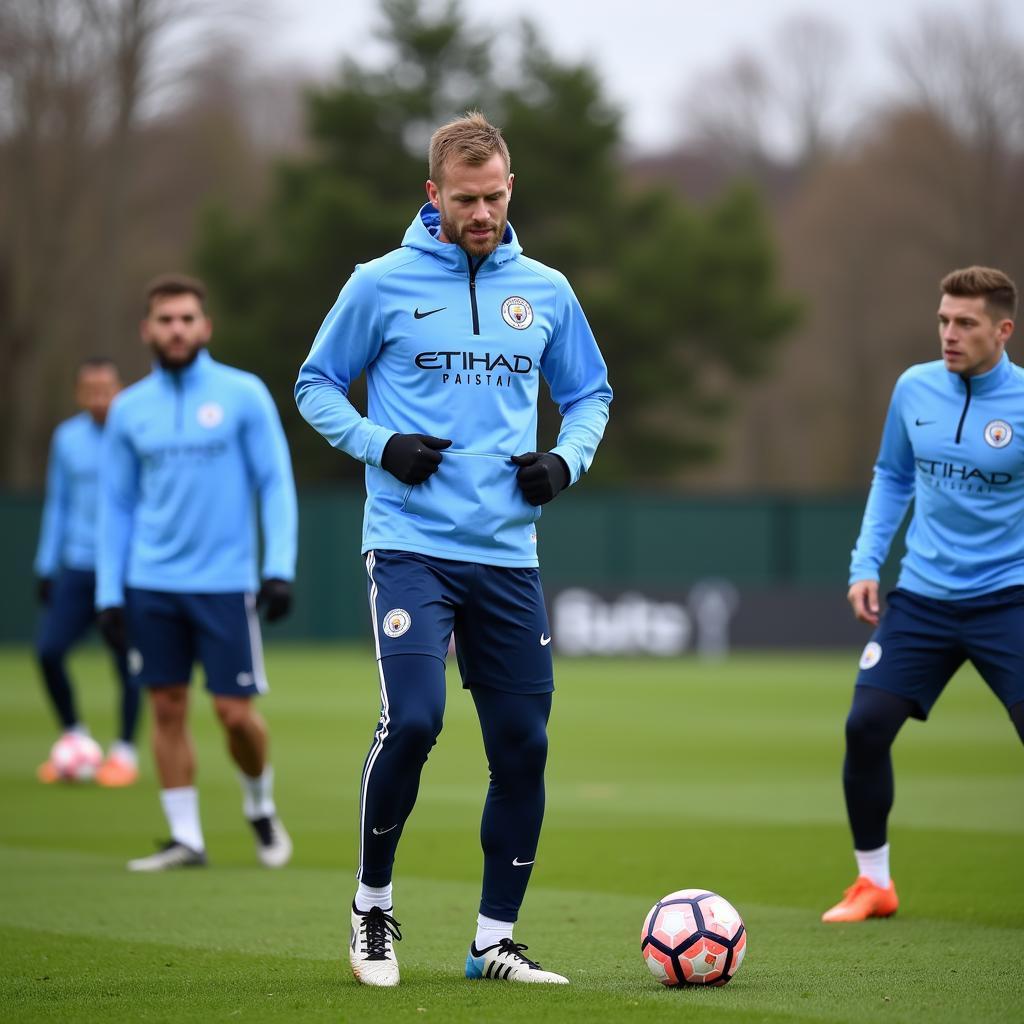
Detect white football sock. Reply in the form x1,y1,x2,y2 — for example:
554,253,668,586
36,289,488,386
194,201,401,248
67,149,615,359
355,882,393,912
160,786,205,853
240,765,276,820
475,913,514,950
108,740,137,766
855,843,890,887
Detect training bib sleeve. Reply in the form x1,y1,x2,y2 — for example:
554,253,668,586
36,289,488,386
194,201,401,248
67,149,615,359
539,278,613,484
849,378,915,584
295,269,396,468
96,400,139,609
241,380,299,582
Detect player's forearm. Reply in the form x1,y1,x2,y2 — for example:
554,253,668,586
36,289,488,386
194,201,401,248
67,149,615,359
848,470,913,583
258,477,299,582
550,393,611,484
295,373,393,466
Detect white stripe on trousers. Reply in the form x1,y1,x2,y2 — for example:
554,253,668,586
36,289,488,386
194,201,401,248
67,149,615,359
357,551,391,880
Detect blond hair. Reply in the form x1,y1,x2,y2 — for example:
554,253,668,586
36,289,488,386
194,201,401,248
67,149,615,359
941,266,1017,320
428,111,510,185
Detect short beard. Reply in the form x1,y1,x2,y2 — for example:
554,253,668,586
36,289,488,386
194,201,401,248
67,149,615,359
439,208,506,258
153,344,203,371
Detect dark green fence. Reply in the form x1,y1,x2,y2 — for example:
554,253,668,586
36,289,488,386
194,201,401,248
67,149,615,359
0,488,880,644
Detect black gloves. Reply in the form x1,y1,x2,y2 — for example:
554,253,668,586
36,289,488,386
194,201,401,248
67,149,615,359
382,433,452,485
97,607,127,653
257,578,293,623
37,577,52,605
511,452,571,506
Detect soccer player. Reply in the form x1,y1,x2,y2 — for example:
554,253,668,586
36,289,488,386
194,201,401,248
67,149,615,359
34,358,141,786
296,112,611,986
97,274,299,872
823,266,1024,923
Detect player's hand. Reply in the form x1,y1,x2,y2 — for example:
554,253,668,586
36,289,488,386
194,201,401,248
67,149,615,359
847,579,880,626
382,433,452,484
36,577,52,605
257,578,293,623
510,451,571,506
97,606,128,653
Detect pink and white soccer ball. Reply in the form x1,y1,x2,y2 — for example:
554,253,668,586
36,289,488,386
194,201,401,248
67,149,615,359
641,888,747,987
50,733,103,782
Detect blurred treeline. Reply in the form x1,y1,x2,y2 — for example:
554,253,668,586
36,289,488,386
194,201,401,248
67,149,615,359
2,0,1023,492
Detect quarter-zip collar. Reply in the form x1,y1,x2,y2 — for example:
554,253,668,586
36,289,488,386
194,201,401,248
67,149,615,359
153,346,212,387
947,351,1012,396
402,203,521,274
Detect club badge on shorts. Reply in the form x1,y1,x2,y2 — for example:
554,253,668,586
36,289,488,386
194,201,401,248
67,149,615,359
984,420,1012,448
859,641,882,670
383,608,412,638
501,296,534,330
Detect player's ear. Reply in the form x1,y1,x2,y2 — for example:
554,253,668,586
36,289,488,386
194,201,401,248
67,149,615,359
507,173,514,198
426,179,440,209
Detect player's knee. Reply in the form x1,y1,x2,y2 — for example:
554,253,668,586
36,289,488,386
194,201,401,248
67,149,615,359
845,703,898,754
213,698,253,733
491,724,548,781
150,687,188,729
390,707,443,756
36,640,66,668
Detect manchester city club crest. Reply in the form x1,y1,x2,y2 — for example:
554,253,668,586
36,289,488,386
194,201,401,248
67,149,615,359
197,402,224,429
859,641,882,670
501,296,534,330
983,419,1013,448
382,608,412,638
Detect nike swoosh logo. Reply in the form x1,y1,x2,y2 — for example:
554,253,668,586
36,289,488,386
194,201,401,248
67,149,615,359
915,418,935,426
512,857,535,867
372,824,398,835
414,306,446,319
540,634,552,646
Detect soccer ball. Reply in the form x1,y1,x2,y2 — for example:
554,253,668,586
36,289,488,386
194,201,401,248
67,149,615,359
641,888,747,987
50,733,103,782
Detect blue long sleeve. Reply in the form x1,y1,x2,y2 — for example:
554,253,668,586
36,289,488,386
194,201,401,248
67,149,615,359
34,432,69,578
97,401,139,608
242,380,299,581
541,276,612,483
294,268,395,468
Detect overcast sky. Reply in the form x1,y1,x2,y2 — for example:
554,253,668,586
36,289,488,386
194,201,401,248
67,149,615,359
256,0,1024,153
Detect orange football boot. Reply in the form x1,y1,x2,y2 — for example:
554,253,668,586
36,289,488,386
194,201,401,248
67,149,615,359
96,754,139,788
37,759,59,784
822,876,899,922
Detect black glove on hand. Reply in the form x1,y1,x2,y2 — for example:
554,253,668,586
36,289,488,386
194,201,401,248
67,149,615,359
257,578,293,623
37,577,52,605
97,607,127,653
510,452,571,506
381,433,453,485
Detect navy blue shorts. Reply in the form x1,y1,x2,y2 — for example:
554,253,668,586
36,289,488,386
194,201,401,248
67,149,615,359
855,586,1024,719
124,588,267,697
365,550,554,694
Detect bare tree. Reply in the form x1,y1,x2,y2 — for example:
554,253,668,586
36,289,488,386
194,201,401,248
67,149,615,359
681,14,848,178
0,0,251,487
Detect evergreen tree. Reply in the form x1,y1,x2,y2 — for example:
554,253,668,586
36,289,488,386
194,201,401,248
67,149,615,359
195,0,797,484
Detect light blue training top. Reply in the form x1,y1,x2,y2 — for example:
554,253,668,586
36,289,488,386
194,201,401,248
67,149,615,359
850,353,1024,598
35,412,104,576
97,349,298,608
295,204,612,568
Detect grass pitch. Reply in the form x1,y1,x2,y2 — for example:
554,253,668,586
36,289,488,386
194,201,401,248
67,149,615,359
0,645,1021,1023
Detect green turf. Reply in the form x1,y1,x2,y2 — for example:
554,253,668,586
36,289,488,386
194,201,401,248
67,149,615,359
0,645,1020,1023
